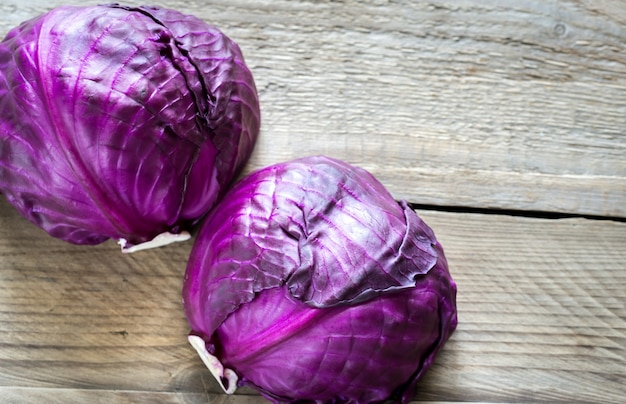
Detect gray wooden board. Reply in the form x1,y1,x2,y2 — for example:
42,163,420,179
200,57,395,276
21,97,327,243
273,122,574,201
0,0,624,217
1,198,625,403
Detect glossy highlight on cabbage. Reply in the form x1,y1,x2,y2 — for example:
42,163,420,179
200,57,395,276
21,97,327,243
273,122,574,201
183,156,458,403
0,4,260,251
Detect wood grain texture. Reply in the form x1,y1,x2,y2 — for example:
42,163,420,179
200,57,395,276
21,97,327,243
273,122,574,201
1,0,625,403
1,0,624,217
1,198,625,403
0,388,208,404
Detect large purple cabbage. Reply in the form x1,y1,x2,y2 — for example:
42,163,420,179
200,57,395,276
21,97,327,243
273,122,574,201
183,156,457,403
0,4,260,251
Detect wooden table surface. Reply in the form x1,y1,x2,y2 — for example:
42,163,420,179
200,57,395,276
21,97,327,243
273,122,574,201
1,0,625,403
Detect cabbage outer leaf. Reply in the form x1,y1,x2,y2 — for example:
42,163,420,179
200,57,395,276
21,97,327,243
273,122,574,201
184,156,441,334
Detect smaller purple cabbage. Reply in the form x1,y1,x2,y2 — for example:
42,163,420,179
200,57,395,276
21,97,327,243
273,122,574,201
0,5,260,251
183,156,457,403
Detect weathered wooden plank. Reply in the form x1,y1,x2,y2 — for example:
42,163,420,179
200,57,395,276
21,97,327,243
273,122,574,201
0,0,624,217
0,387,466,404
412,210,626,403
0,387,209,404
1,198,624,403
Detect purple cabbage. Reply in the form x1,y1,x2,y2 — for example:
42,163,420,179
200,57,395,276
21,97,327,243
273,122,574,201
0,5,260,251
183,156,457,403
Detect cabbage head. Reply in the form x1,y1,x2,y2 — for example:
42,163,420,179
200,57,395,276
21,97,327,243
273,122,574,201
0,5,260,251
183,156,457,403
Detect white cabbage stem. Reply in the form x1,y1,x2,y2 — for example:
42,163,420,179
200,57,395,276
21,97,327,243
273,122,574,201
118,231,191,253
188,335,238,394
